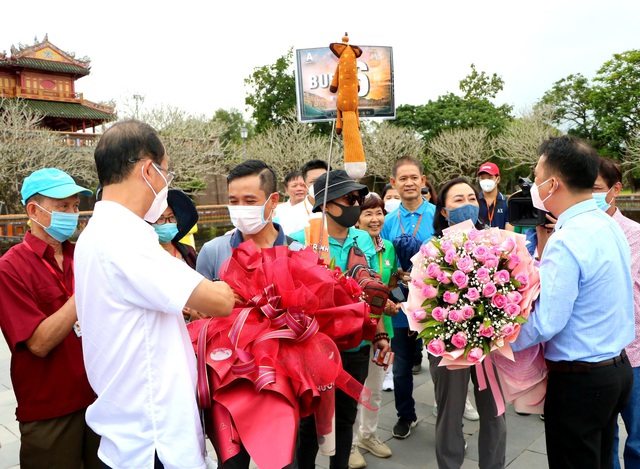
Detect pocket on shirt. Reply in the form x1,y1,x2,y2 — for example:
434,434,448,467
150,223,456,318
35,284,66,309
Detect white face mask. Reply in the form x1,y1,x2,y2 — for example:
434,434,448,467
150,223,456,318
142,164,169,223
227,194,275,235
530,178,553,212
307,184,315,199
479,179,497,193
384,198,401,213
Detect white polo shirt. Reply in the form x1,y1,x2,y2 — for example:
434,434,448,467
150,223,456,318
75,201,206,469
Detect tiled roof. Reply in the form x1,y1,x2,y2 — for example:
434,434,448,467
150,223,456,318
18,99,114,121
0,57,90,76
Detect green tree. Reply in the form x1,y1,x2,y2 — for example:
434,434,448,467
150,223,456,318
592,49,640,155
395,93,512,143
245,48,297,134
459,63,505,100
213,108,250,145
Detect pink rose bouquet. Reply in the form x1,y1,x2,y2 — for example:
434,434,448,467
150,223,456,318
406,221,540,367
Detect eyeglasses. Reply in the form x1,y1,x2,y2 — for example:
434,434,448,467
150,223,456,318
335,193,365,206
129,158,175,185
155,215,177,225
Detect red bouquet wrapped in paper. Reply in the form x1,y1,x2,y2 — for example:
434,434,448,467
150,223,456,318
187,241,376,469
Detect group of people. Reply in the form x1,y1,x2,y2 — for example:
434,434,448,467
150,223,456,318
0,118,637,469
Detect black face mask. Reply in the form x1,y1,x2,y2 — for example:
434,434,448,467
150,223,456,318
327,201,361,228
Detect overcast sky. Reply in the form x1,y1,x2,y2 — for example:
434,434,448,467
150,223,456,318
2,0,639,121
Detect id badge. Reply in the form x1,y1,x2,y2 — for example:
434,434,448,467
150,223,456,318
73,321,82,338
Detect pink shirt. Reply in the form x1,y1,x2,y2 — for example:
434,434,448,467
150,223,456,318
613,208,640,367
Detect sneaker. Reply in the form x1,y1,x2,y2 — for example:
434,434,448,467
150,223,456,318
392,418,417,439
358,434,392,458
540,414,545,421
382,372,394,392
412,363,422,374
349,445,367,468
515,410,531,416
463,396,480,421
432,401,438,418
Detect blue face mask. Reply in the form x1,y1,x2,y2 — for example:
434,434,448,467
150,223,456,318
33,204,79,242
153,222,179,244
445,204,479,226
592,189,612,212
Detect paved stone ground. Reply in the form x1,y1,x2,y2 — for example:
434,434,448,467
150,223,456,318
0,340,628,468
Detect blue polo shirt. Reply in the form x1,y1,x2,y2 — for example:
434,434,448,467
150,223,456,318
380,199,436,327
478,192,509,229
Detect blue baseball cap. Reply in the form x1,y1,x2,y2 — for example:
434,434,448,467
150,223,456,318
21,168,93,205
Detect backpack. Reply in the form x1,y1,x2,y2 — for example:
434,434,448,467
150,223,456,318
346,240,391,322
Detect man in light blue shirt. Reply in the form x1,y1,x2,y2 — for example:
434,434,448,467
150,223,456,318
380,156,436,439
512,135,634,468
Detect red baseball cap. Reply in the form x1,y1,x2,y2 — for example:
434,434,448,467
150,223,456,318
477,162,500,177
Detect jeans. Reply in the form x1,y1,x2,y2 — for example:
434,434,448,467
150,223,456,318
390,327,417,421
297,346,370,469
613,366,640,469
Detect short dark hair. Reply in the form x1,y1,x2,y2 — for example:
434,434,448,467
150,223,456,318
300,159,329,183
94,120,165,186
381,183,394,200
284,170,302,187
392,156,423,178
599,157,623,189
538,135,599,191
423,179,438,204
360,193,385,214
433,177,481,236
227,159,277,196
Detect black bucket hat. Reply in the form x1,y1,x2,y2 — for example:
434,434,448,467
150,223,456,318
167,189,198,241
312,169,368,213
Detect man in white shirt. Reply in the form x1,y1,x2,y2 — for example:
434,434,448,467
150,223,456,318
74,119,234,469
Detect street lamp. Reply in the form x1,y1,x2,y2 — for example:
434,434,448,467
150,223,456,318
240,127,248,160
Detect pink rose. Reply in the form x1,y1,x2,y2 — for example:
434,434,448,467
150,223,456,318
508,254,521,270
443,291,459,304
473,245,490,261
409,308,427,322
427,339,446,356
476,267,491,283
448,309,463,323
491,294,508,309
467,229,482,242
421,284,438,299
461,305,475,319
507,291,523,304
463,240,475,252
426,262,441,279
490,232,502,246
456,256,474,273
437,272,451,285
467,347,485,363
431,307,448,322
482,282,497,298
444,250,457,264
452,270,469,289
515,273,529,291
440,240,454,252
501,324,516,336
464,287,481,302
421,242,440,259
483,255,499,269
478,324,494,338
501,237,516,253
493,270,511,285
504,303,521,318
451,332,468,348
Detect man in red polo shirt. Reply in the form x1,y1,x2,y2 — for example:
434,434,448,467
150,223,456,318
0,168,100,468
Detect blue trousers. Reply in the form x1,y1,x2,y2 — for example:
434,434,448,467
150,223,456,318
391,327,417,421
613,365,640,469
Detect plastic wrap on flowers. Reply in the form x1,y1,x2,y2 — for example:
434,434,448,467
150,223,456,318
187,240,375,469
404,220,540,367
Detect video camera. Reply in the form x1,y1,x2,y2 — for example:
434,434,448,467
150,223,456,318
508,177,549,227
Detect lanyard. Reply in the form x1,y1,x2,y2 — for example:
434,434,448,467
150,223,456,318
23,240,74,298
397,210,423,237
486,199,497,226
